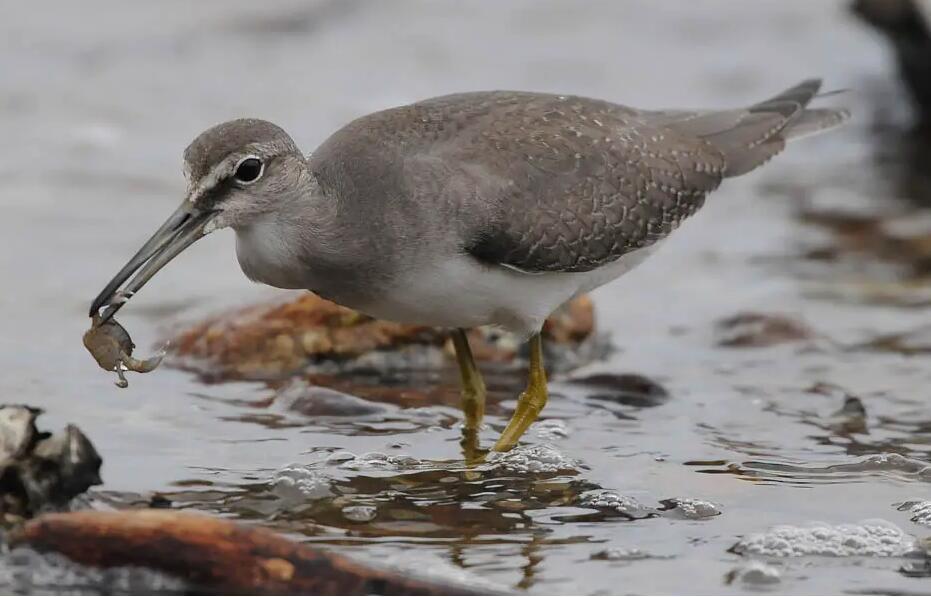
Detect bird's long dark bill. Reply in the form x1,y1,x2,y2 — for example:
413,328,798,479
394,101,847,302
89,203,217,322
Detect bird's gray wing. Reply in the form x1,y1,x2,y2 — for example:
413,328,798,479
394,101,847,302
451,81,844,273
438,92,728,273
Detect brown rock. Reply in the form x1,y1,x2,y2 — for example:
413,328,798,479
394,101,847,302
11,510,488,595
715,312,813,348
169,293,595,380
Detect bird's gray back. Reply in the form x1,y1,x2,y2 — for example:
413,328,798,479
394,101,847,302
307,88,821,273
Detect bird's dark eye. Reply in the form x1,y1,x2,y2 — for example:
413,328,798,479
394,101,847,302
234,157,264,184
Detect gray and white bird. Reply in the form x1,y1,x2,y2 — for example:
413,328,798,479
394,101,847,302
90,79,848,454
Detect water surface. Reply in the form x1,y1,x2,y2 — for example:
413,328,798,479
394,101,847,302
2,1,930,593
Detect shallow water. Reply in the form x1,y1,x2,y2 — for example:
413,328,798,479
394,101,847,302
2,0,931,593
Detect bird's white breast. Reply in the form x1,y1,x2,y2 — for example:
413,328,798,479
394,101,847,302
355,244,660,336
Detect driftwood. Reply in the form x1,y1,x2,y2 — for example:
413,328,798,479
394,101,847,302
11,509,487,595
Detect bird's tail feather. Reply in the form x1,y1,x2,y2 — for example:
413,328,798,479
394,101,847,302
666,79,850,177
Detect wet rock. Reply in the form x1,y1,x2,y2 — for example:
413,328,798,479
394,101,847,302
659,497,722,520
898,500,931,526
273,380,392,418
725,561,782,586
569,373,670,408
486,444,580,475
0,406,38,461
731,519,922,557
715,312,814,347
11,510,486,595
578,490,653,518
795,205,931,306
829,396,868,434
168,293,597,381
809,383,869,434
0,406,101,520
856,324,931,355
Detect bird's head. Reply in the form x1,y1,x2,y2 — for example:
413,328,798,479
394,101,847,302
89,118,307,321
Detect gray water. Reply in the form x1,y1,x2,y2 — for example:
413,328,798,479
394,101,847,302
2,1,931,593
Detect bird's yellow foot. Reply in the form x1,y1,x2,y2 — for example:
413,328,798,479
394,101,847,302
460,426,489,465
452,329,488,463
493,333,548,452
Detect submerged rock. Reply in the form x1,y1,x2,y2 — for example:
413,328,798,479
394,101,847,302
569,373,670,408
731,519,922,557
857,324,931,355
167,293,598,380
273,380,392,418
0,406,101,520
715,312,814,348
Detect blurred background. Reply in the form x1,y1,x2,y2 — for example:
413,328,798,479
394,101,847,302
2,0,931,593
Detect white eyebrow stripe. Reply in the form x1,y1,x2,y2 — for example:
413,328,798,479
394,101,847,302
186,158,236,203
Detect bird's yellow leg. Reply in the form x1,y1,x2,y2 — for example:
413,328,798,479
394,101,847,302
494,333,547,452
451,329,487,462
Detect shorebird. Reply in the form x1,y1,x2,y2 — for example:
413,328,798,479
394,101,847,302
90,80,848,453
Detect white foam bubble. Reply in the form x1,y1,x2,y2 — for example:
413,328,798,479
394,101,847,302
487,444,580,474
579,489,647,515
733,519,921,557
665,497,721,520
271,464,332,500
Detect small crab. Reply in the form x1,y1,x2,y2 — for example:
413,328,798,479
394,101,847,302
83,315,164,388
